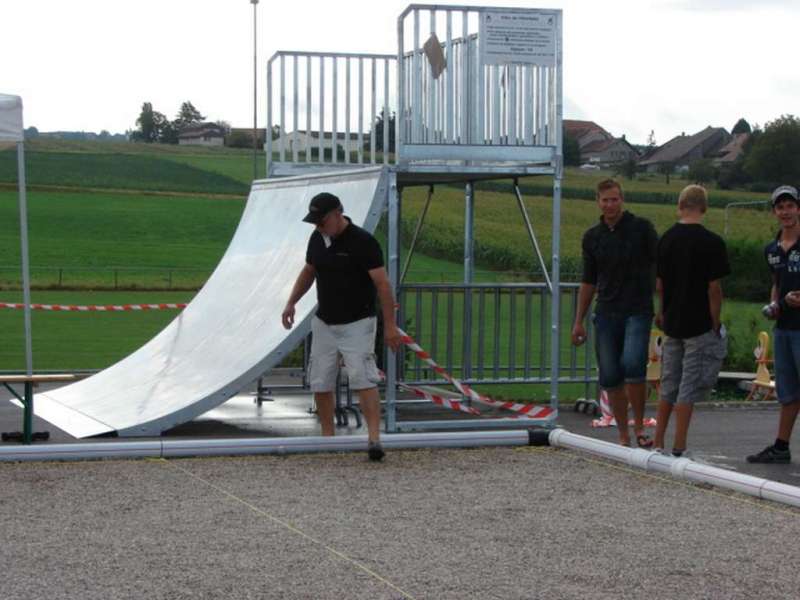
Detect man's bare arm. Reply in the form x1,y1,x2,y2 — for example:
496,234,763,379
281,264,316,329
368,266,401,352
708,279,723,333
571,282,596,346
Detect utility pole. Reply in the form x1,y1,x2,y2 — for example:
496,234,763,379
251,0,259,180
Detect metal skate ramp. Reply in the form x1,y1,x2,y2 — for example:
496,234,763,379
32,167,389,437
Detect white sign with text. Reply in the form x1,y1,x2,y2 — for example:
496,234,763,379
480,11,556,67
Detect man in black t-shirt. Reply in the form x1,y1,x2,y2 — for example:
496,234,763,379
654,185,730,456
747,185,800,464
572,178,658,448
282,192,401,461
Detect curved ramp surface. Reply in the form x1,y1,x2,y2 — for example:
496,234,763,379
34,167,389,437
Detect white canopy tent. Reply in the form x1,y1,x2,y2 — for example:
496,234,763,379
0,94,24,143
0,94,33,377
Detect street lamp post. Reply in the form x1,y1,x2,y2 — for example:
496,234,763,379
251,0,259,180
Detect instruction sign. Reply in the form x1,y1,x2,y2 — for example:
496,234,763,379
480,10,556,67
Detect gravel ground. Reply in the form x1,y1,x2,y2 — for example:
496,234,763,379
2,446,798,599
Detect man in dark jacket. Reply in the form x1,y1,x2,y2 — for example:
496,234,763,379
572,179,658,447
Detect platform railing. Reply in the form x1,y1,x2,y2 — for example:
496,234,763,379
397,5,562,166
266,51,397,175
397,282,594,390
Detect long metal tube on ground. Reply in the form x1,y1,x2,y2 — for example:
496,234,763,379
0,430,532,462
4,428,800,510
549,429,800,508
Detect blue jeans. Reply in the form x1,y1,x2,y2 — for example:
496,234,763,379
593,313,652,390
773,328,800,405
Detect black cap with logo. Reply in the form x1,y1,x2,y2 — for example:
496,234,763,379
302,192,343,224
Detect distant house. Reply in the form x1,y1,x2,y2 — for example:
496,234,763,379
563,119,639,166
178,122,226,147
276,130,366,155
639,126,731,172
564,120,612,148
713,132,750,166
581,136,640,166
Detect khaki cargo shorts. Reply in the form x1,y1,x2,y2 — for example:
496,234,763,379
660,328,727,405
308,316,382,392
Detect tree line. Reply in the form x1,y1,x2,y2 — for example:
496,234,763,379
130,101,230,144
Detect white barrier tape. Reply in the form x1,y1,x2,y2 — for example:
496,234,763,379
397,328,553,420
0,302,187,312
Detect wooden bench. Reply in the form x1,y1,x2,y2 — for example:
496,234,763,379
718,371,758,381
1,373,80,443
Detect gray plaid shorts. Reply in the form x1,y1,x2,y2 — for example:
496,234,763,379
660,329,727,405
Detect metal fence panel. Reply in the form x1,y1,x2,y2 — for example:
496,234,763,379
398,283,594,386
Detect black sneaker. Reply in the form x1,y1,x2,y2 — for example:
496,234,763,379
368,442,385,462
746,445,791,464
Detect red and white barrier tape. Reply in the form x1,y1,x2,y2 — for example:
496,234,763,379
397,328,553,420
397,382,481,416
591,390,657,428
0,302,187,312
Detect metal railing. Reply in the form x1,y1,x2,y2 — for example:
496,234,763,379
397,282,594,387
265,6,563,175
397,5,562,166
266,51,398,175
723,200,769,237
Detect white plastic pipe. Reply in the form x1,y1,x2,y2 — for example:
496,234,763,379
549,429,800,508
0,430,532,462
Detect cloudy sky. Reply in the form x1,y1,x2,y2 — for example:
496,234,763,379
3,0,798,145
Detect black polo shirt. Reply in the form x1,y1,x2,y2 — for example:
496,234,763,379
765,232,800,330
657,223,730,339
305,218,384,325
581,210,657,316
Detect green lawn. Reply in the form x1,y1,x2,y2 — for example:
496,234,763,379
159,153,266,185
396,183,776,278
0,190,244,279
0,150,249,195
0,290,195,371
0,141,776,403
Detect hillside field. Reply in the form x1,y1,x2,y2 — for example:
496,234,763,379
0,140,778,382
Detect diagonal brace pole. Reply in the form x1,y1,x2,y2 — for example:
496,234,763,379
400,184,433,284
513,179,552,293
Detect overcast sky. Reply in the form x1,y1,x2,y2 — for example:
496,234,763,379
3,0,798,145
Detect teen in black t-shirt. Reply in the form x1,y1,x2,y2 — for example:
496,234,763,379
657,223,730,339
654,185,730,456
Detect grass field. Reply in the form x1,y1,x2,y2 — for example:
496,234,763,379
0,150,249,195
397,183,776,278
0,140,777,393
0,290,194,371
2,139,769,201
0,190,244,276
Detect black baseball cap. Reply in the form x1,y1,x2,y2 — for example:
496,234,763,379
771,185,799,207
302,192,342,224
